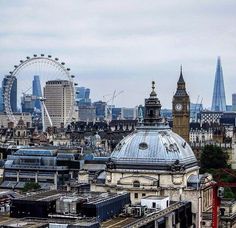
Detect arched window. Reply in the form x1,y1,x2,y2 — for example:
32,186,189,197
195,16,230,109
133,180,140,188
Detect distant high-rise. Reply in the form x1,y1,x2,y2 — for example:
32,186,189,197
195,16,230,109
211,57,226,112
93,100,107,120
232,94,236,111
0,87,3,112
75,87,91,106
32,75,42,110
44,80,74,128
2,75,17,113
21,94,37,114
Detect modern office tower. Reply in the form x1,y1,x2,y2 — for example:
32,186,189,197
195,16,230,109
190,103,203,122
2,75,17,113
75,87,91,106
211,57,226,112
93,101,107,120
32,75,42,110
44,80,74,128
21,94,37,113
0,87,3,112
78,105,96,122
112,108,122,120
121,107,137,120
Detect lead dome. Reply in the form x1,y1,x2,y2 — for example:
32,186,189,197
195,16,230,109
110,81,198,171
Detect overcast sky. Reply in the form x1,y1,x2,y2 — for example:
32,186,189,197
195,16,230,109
0,0,236,108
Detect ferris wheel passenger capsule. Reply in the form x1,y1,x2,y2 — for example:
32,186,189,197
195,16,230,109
41,54,44,57
48,55,52,58
33,54,37,57
26,56,30,59
55,58,59,61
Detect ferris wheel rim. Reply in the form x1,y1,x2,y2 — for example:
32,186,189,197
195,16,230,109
4,55,75,128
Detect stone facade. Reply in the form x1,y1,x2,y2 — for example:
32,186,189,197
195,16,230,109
172,68,190,142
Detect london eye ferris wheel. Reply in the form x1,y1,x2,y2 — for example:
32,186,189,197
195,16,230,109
3,54,77,130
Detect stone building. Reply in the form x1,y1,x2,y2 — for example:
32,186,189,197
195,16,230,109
90,82,213,227
13,117,30,146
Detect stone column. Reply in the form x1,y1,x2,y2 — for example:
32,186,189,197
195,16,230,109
54,172,58,190
16,171,20,182
35,172,38,183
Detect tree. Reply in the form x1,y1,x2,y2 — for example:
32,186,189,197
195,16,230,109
23,182,41,192
200,145,229,170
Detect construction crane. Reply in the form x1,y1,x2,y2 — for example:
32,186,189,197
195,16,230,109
103,90,124,122
211,169,236,228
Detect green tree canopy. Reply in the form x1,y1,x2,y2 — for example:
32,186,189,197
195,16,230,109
200,145,229,170
23,182,41,192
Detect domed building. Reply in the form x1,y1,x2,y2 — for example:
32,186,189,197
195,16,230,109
92,81,213,227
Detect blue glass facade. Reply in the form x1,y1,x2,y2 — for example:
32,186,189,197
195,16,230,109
75,86,91,106
211,57,226,111
32,75,42,110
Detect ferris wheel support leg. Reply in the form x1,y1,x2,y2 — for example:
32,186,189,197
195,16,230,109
42,101,53,128
40,100,45,132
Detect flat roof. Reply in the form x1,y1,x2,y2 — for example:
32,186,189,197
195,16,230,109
16,190,63,202
142,196,169,200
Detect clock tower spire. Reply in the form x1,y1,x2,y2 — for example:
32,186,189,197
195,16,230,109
172,66,190,142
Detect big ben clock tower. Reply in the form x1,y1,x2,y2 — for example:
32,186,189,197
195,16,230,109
172,66,190,142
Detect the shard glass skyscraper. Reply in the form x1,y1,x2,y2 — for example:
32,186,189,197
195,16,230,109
211,57,226,112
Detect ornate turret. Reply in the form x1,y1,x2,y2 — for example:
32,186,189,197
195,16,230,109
143,81,162,126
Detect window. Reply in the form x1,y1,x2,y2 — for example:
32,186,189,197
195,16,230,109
139,142,148,150
133,180,140,188
134,193,138,199
152,202,156,208
142,193,146,197
149,109,154,117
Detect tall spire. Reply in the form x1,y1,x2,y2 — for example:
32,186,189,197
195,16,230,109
178,65,185,84
175,65,187,95
211,56,226,111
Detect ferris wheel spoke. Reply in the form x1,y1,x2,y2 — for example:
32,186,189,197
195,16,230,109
4,55,75,128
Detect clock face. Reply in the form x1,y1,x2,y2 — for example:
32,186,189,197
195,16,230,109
175,103,183,111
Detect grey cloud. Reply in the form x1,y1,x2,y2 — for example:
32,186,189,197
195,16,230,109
0,0,236,108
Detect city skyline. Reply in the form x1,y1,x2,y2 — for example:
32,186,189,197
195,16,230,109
0,0,236,108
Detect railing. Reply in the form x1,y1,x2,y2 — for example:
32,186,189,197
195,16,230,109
5,164,68,170
123,202,185,228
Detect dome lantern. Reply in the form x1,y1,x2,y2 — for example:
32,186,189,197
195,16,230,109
143,81,162,126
